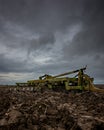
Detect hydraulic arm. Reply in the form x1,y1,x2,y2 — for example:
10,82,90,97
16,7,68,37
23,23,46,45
53,67,86,78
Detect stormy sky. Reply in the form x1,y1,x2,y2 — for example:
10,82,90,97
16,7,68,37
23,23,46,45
0,0,104,84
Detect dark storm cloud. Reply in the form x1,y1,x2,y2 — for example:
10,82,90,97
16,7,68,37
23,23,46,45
27,33,55,54
63,0,104,55
62,0,104,82
0,0,84,32
2,31,55,52
0,0,104,84
63,23,104,57
0,19,55,54
0,53,30,73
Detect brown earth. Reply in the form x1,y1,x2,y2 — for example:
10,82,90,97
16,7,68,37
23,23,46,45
0,87,104,130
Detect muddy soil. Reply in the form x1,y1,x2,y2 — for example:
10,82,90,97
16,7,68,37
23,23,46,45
0,87,104,130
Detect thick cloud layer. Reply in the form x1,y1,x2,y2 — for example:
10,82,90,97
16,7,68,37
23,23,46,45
0,0,104,84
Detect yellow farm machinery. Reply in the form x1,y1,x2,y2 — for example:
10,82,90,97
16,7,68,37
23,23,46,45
16,67,104,93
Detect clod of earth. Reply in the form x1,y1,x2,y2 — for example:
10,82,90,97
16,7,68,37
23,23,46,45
0,88,104,130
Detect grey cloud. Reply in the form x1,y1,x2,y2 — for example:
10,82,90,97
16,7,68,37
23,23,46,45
0,53,31,73
63,0,104,57
0,0,84,32
0,21,55,53
27,33,55,54
63,24,104,57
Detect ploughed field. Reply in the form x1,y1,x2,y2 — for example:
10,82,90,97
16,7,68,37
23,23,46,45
0,86,104,130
